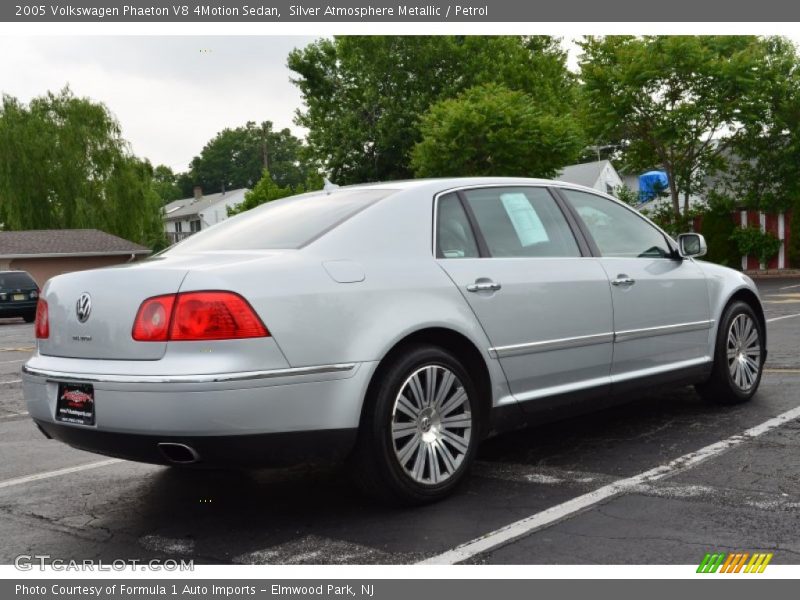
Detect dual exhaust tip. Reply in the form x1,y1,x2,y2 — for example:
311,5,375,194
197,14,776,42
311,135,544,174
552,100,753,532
158,442,200,464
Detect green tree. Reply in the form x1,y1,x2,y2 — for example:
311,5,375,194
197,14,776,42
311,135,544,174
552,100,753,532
579,36,782,217
227,169,324,216
182,121,310,196
719,37,800,214
411,83,583,178
288,36,577,184
0,88,164,248
150,164,182,205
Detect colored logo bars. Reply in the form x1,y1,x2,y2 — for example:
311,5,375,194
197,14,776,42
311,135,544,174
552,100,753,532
697,552,773,573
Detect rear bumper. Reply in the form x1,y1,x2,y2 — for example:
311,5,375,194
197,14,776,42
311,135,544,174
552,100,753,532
22,359,377,466
34,420,357,467
0,302,36,316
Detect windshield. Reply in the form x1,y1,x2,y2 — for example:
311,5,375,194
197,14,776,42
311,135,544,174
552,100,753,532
166,189,393,252
0,272,37,289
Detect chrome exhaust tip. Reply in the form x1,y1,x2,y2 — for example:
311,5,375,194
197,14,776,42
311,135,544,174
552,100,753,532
158,442,200,464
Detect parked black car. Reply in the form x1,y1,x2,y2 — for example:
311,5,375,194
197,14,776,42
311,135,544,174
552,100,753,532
0,271,39,322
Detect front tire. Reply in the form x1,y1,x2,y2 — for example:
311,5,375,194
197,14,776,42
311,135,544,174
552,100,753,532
351,344,480,505
696,301,765,404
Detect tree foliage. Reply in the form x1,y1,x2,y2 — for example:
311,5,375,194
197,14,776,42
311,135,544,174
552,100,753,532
150,164,183,205
288,36,577,184
182,121,311,196
579,36,783,216
0,88,165,248
719,37,800,213
227,169,324,216
411,83,583,178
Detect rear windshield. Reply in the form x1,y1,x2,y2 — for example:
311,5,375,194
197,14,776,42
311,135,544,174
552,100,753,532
0,272,36,289
166,189,393,252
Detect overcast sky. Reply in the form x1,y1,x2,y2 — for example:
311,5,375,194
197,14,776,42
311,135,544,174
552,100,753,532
1,36,797,174
0,36,317,171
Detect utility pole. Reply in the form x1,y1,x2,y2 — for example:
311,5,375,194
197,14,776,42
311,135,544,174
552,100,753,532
261,122,271,172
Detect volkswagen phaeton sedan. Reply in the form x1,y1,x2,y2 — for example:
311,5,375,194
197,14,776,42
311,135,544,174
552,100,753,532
23,178,766,504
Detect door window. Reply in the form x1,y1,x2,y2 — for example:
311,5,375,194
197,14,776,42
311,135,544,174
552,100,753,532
461,187,580,258
436,193,480,259
561,189,673,258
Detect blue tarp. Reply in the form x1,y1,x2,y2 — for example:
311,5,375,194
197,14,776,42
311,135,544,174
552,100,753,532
638,171,669,203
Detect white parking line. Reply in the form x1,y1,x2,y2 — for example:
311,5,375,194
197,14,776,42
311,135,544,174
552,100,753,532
419,404,800,565
0,358,26,364
0,411,28,420
778,283,800,290
0,459,122,490
766,313,800,323
0,379,21,384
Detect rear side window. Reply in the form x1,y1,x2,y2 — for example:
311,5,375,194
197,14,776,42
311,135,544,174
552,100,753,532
436,193,479,259
167,189,393,252
462,187,581,258
0,272,36,289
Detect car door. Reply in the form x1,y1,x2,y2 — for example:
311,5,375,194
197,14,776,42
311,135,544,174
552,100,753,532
434,186,614,405
557,188,712,382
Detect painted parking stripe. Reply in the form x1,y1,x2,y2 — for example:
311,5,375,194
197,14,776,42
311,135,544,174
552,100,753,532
0,358,26,365
419,404,800,565
766,313,800,323
0,411,28,421
0,379,21,384
0,459,122,490
778,283,800,290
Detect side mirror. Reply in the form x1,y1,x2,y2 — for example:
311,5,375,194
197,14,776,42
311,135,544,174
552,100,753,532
677,233,707,258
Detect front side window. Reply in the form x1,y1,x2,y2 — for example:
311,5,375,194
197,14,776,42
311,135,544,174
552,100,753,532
461,187,581,258
561,189,673,259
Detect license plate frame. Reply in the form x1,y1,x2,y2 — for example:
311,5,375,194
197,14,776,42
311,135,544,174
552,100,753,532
12,293,26,301
55,382,95,426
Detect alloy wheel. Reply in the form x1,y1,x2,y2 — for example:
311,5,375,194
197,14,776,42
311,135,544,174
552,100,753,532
727,313,761,391
390,365,473,485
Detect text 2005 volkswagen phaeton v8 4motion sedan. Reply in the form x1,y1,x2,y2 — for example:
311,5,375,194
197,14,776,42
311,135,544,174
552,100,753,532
23,178,766,504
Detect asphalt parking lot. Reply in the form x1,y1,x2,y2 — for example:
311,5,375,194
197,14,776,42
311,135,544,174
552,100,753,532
1,278,799,566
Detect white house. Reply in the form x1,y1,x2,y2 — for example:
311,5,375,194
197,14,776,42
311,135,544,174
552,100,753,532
162,187,247,245
556,160,623,195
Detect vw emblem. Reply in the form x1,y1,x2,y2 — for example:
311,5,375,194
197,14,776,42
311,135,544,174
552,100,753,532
76,293,92,323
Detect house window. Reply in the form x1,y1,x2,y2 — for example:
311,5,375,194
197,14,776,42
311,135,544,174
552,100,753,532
605,183,614,195
190,220,201,232
175,222,182,233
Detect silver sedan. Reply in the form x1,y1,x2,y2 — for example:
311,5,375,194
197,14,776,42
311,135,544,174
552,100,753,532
22,178,766,504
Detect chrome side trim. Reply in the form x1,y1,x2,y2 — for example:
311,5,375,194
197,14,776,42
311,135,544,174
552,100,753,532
21,363,356,384
488,320,714,358
513,356,712,403
489,332,614,359
614,320,714,343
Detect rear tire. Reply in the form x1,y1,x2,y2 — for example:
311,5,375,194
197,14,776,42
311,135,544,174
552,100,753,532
23,313,35,323
351,344,480,505
696,300,764,405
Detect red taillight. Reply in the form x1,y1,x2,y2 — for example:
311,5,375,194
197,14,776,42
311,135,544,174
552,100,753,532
132,294,175,341
132,291,268,342
35,299,49,339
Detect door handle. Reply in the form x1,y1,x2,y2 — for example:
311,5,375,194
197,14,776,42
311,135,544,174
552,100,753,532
611,275,636,287
467,280,502,293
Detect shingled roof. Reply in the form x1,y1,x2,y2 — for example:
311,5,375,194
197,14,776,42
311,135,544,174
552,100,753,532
0,229,151,258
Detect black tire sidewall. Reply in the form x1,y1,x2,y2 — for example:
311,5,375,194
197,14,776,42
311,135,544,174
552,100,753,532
367,345,480,503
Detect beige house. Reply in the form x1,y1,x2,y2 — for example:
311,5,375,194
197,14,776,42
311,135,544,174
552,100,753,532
0,229,151,287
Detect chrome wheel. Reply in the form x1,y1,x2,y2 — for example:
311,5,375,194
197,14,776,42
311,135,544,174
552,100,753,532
391,365,472,485
727,313,761,391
